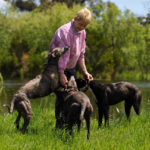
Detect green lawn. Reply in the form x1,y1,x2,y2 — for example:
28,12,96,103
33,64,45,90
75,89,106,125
0,104,150,150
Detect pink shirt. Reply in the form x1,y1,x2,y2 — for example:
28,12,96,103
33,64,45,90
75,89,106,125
49,21,86,73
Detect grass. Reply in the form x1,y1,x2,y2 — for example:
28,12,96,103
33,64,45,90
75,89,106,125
0,103,150,150
0,72,4,95
0,73,3,84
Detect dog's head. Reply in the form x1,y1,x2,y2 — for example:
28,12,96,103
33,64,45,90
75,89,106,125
56,76,78,93
76,78,89,91
68,76,78,91
48,47,70,60
89,80,105,93
89,80,100,89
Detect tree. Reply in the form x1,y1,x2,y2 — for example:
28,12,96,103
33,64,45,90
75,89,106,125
4,0,37,11
4,0,87,11
86,1,123,79
52,0,86,8
137,24,150,80
15,0,37,11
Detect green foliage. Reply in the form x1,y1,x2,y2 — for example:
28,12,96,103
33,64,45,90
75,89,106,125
0,14,12,53
0,3,83,79
0,2,150,80
136,24,150,80
0,52,20,78
86,2,123,79
27,50,46,77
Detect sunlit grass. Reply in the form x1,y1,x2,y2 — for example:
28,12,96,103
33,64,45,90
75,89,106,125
0,103,150,150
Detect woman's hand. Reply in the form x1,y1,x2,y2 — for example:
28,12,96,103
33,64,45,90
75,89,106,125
78,61,93,81
83,71,93,81
59,73,68,88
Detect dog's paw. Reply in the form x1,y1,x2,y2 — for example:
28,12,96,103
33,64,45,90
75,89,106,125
20,128,28,134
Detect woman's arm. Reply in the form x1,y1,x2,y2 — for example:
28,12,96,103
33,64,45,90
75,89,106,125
78,61,93,80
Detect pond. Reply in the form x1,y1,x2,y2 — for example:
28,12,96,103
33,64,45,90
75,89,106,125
0,80,150,121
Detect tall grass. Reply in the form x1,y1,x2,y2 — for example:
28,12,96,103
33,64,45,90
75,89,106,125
0,102,150,150
0,73,4,95
0,72,3,84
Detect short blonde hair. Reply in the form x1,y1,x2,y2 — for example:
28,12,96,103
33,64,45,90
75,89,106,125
75,8,92,24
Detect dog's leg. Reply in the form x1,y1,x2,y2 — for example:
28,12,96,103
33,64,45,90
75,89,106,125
21,115,32,134
15,112,21,129
55,106,61,128
68,125,73,136
84,106,93,140
103,106,109,127
55,96,64,129
67,121,73,136
77,120,82,132
133,95,141,116
19,98,32,134
125,102,132,119
98,105,103,127
102,93,109,127
66,112,74,136
133,103,140,115
85,114,91,140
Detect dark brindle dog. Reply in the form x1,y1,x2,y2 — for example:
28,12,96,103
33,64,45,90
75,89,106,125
55,78,89,129
89,80,142,127
55,76,93,139
4,47,69,133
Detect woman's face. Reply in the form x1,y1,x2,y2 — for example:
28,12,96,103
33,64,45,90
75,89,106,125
74,18,89,32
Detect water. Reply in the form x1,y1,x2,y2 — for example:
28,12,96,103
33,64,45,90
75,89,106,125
0,80,150,121
0,80,57,114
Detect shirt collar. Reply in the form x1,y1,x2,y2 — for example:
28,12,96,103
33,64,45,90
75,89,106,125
71,20,82,35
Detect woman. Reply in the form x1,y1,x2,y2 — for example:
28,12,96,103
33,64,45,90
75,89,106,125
49,8,93,88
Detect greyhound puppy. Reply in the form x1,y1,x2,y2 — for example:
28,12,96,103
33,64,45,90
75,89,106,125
55,76,93,139
4,47,70,133
89,80,142,127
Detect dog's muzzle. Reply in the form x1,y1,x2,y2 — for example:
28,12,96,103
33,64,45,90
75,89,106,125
64,46,70,51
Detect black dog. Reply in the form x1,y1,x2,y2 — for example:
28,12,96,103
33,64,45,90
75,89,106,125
3,47,70,133
89,80,142,127
55,76,93,139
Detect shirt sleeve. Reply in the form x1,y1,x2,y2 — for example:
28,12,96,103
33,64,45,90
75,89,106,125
49,28,67,51
78,30,86,62
49,28,70,73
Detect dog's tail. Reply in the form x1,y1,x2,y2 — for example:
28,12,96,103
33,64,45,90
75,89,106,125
9,97,15,113
133,90,142,115
80,103,86,121
3,97,16,113
3,104,11,113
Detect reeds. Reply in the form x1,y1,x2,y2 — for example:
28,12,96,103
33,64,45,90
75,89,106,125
0,73,3,84
0,73,4,94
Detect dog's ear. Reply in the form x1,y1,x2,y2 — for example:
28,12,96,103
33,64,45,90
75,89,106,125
47,52,52,59
76,78,86,88
51,51,57,58
68,76,78,89
48,51,57,59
